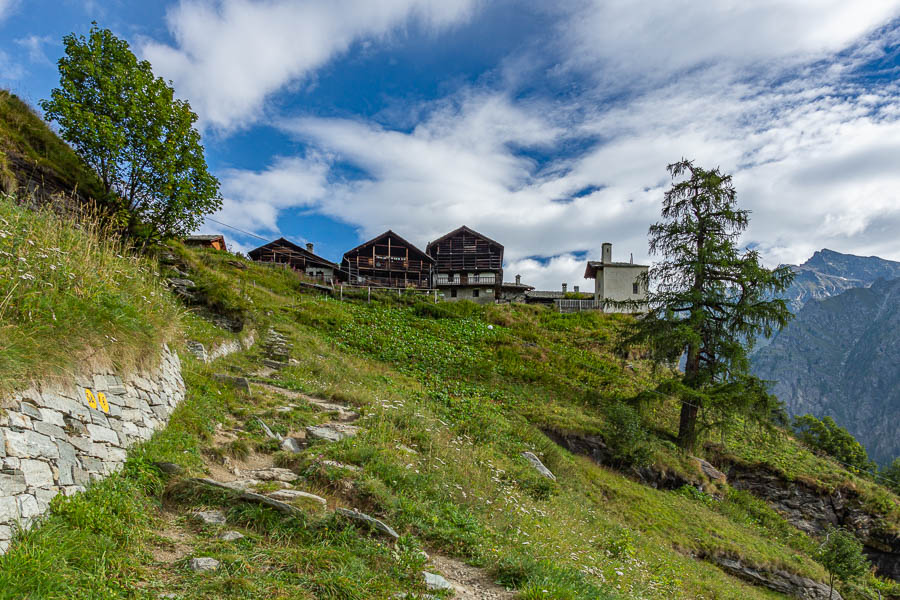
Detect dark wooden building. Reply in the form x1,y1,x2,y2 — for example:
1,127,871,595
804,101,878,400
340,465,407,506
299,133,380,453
342,230,433,288
426,225,503,302
248,237,338,282
184,234,226,251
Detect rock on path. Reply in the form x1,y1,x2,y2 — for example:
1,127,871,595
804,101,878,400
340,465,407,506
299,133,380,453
307,423,359,443
427,554,516,600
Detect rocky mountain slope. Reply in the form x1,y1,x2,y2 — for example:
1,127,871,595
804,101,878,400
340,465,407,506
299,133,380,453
778,249,900,312
753,277,900,466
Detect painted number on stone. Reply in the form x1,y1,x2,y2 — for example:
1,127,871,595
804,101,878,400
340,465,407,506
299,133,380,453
85,389,109,413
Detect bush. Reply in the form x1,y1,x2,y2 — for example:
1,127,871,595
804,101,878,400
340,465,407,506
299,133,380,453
793,414,875,473
603,401,653,467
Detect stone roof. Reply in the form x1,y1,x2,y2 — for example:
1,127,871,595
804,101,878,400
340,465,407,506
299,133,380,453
584,260,648,279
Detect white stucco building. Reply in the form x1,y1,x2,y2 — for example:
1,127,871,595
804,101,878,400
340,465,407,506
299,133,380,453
583,243,649,313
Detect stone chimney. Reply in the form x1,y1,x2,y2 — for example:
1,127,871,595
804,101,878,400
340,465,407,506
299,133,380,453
515,274,521,285
574,285,579,293
562,283,567,293
602,242,612,264
306,242,314,253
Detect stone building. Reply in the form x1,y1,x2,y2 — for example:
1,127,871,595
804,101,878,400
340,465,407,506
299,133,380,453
426,226,503,303
499,275,534,303
248,237,338,282
583,242,649,313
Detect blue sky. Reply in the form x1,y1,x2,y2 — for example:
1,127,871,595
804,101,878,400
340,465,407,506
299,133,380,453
4,1,900,289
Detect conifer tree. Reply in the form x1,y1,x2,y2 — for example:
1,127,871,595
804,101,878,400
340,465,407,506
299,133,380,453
631,159,794,449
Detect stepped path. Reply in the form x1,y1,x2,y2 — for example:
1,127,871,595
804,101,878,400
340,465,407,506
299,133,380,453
144,336,514,599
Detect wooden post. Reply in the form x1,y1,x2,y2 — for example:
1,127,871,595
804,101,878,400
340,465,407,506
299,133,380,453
368,286,371,302
340,285,343,301
434,289,437,303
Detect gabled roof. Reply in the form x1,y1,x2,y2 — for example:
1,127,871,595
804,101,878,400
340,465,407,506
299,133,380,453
343,230,434,263
584,260,649,279
185,234,225,242
425,225,504,255
248,237,338,269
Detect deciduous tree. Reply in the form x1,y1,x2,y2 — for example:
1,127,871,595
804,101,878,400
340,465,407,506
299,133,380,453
41,24,220,239
816,527,870,599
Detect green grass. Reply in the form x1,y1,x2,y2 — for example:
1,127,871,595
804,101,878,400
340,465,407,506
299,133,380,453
0,90,105,200
3,244,899,599
0,193,180,392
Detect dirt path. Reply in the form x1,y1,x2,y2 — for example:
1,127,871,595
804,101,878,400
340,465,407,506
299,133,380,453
429,554,517,599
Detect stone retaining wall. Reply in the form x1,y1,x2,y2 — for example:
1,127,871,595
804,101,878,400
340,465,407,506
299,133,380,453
0,345,184,552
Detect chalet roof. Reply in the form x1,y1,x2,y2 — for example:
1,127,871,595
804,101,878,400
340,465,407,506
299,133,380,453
185,234,225,242
343,230,434,263
425,225,504,255
501,281,535,291
525,290,565,299
584,260,649,279
248,237,338,269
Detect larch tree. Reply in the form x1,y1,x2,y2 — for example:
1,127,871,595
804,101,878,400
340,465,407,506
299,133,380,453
631,159,794,449
41,24,220,239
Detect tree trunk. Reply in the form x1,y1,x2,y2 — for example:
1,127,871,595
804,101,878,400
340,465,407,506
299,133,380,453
678,343,701,449
828,573,833,600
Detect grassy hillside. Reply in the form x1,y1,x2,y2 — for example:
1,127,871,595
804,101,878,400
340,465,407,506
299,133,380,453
2,240,898,600
0,193,180,392
0,90,104,200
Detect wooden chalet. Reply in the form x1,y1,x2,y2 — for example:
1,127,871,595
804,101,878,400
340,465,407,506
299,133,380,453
426,225,503,302
184,234,226,250
248,237,338,282
342,230,434,288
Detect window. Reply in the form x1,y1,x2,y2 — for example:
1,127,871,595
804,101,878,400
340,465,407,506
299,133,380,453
633,282,639,295
450,289,457,298
473,289,480,298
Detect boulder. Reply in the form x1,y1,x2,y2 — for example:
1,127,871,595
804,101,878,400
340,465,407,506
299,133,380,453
218,530,244,542
191,510,226,525
423,571,453,591
188,557,220,572
336,507,399,540
521,451,556,481
306,423,359,443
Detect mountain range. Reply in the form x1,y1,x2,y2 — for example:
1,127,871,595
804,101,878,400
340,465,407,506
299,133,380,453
752,249,900,466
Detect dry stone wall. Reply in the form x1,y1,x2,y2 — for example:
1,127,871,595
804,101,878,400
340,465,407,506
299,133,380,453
0,345,184,552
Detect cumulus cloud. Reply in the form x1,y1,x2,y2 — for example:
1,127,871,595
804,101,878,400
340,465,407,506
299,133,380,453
214,155,331,234
141,0,477,130
563,1,900,85
194,1,900,289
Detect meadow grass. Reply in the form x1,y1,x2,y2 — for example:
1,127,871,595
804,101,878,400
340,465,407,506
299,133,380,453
2,244,898,599
0,193,180,392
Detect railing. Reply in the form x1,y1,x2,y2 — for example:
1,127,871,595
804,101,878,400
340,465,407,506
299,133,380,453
349,256,430,271
434,275,497,285
555,299,601,313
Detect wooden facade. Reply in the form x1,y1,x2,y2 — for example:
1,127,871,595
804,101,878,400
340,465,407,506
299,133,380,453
342,230,434,288
184,234,226,251
248,237,338,282
426,226,503,301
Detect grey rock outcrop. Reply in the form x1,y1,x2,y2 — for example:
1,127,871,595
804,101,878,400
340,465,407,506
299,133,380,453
728,464,900,582
521,452,556,481
713,557,841,600
336,507,399,540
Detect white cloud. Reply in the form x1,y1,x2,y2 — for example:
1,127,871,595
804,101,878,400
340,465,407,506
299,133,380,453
141,0,477,130
15,35,53,64
206,1,900,289
214,155,331,234
564,1,900,85
0,0,18,21
0,49,24,80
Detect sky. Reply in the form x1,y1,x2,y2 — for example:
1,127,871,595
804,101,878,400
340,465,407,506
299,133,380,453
4,1,900,290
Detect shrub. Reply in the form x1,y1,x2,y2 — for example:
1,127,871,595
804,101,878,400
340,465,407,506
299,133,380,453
793,415,875,473
603,401,653,467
